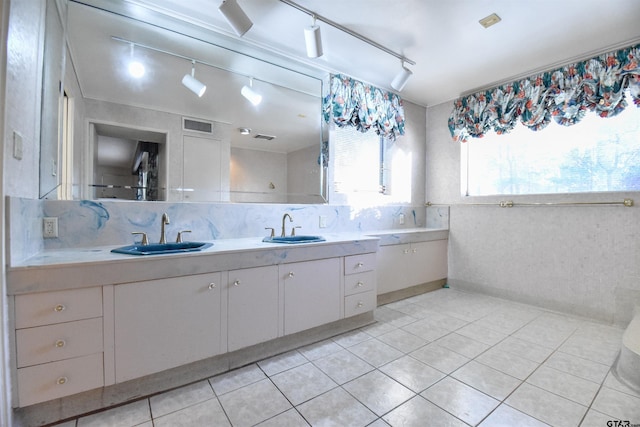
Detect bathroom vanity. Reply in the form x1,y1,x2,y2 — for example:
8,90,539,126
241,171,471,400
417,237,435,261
7,235,379,409
372,228,449,304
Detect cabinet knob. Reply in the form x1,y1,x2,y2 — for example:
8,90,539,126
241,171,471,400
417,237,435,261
403,249,410,254
357,302,364,308
208,283,216,290
356,262,364,268
357,281,364,287
233,280,241,286
54,304,66,313
54,340,66,348
56,377,68,385
288,272,294,278
412,248,417,253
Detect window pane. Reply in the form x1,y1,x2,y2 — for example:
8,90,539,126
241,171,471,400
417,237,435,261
464,96,640,196
333,126,381,193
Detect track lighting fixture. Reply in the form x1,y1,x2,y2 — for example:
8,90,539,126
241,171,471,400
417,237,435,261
182,60,206,97
127,43,145,78
219,0,253,37
241,77,262,106
391,61,412,92
304,15,323,58
278,0,417,91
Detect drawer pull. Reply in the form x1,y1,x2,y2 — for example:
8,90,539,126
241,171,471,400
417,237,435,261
288,272,294,278
357,302,364,308
356,262,364,268
56,377,68,385
357,281,364,287
54,340,66,348
233,280,241,286
54,304,66,313
208,283,216,290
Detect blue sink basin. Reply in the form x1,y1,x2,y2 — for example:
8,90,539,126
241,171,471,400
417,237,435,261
262,235,326,244
112,241,213,255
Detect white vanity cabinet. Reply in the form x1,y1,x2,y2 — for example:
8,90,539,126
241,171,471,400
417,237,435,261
8,235,380,411
282,258,341,335
13,287,104,407
377,239,448,295
227,265,279,351
113,272,222,383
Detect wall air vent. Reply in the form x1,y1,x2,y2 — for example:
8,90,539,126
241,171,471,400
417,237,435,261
182,117,213,134
254,134,276,141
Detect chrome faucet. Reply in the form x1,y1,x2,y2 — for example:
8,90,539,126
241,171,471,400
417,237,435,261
159,212,170,244
281,213,293,237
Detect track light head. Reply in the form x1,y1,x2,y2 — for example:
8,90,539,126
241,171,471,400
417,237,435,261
241,85,262,106
219,0,253,37
241,78,262,106
391,64,412,92
182,62,206,97
304,16,323,58
127,43,145,78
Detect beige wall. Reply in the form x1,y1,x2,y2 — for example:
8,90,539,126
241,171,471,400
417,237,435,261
427,101,640,325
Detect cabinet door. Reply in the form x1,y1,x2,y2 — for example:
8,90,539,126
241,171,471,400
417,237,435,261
409,240,448,285
114,272,222,383
228,265,279,351
376,244,411,294
282,258,341,335
183,135,230,202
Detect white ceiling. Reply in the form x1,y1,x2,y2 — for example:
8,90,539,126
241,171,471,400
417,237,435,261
117,0,640,107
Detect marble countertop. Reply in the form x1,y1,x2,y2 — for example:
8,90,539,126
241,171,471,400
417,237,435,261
366,227,449,245
7,228,448,295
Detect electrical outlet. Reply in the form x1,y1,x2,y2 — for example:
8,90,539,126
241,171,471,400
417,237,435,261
43,217,58,238
319,215,327,228
398,213,405,225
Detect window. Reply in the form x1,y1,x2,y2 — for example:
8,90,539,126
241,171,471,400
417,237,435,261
463,94,640,196
331,126,412,205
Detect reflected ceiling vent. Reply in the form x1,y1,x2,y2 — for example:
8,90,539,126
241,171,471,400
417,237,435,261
254,134,276,141
182,117,213,134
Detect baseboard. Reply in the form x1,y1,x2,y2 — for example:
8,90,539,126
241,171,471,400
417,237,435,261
377,279,447,306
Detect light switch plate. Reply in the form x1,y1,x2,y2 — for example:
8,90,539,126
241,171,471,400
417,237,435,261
13,131,23,160
319,215,327,228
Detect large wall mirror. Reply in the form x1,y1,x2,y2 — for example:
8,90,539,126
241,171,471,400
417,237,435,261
59,0,327,203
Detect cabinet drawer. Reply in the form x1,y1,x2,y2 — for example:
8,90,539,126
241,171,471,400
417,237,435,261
16,318,103,368
15,287,102,329
344,271,376,296
344,253,376,275
344,291,376,317
17,353,104,407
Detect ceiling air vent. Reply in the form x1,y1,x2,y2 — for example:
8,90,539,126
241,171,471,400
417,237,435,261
254,134,276,141
182,117,213,134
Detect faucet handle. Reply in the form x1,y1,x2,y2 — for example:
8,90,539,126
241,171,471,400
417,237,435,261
132,232,149,245
176,230,192,243
291,226,302,236
264,227,275,238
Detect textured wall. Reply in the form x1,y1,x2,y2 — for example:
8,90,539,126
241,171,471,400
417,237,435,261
427,101,640,326
4,0,44,199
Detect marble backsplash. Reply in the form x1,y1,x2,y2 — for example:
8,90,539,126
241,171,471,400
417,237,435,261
8,198,450,264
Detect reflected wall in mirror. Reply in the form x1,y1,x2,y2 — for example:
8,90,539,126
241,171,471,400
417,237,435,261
62,0,326,203
39,0,65,198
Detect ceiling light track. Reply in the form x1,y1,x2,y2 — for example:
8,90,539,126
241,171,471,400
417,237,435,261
278,0,415,66
111,35,303,95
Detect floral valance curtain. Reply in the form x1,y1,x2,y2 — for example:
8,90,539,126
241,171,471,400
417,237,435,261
323,74,406,141
448,44,640,142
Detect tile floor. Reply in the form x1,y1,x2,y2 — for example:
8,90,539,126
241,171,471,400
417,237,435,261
53,289,640,427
